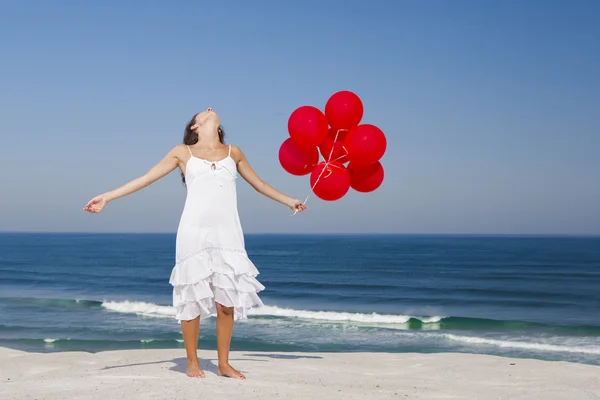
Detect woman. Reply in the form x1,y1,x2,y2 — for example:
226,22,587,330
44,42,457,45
84,107,307,380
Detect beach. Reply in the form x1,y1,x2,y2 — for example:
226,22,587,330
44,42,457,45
1,347,599,400
1,234,599,399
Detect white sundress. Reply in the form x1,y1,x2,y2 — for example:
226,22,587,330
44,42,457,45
169,145,265,321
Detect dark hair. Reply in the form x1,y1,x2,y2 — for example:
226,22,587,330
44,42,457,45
181,113,226,184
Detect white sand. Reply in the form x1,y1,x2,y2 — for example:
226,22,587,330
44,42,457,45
1,347,599,400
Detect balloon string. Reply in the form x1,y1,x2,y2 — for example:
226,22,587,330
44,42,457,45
292,129,348,216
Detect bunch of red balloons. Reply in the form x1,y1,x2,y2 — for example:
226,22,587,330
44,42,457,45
278,90,386,201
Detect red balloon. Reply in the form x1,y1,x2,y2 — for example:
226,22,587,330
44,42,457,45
348,162,384,193
319,137,348,163
327,126,348,141
344,124,387,166
309,161,350,201
325,91,364,131
288,106,329,149
278,138,319,176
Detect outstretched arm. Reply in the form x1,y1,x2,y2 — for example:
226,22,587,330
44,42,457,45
84,145,184,213
233,146,307,213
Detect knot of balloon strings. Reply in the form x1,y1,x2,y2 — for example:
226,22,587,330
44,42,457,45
293,128,349,216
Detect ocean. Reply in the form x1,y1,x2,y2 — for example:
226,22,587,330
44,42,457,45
0,233,599,366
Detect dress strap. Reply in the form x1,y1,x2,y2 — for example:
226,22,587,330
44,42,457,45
228,145,232,157
187,146,193,156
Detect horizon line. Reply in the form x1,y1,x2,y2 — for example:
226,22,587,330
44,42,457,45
1,231,599,238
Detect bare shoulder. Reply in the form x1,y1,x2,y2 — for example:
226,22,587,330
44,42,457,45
172,143,189,152
171,143,191,162
229,144,245,163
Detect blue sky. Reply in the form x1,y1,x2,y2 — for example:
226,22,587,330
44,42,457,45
1,0,599,234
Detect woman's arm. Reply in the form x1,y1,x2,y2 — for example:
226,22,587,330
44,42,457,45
83,145,184,213
233,145,307,213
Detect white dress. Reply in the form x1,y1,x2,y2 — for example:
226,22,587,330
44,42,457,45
169,145,265,321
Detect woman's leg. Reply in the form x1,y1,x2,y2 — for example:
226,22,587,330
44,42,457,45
216,303,245,379
181,316,204,378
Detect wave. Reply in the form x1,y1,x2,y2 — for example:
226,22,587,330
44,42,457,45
3,335,599,359
6,297,104,309
101,300,174,318
442,334,600,355
249,305,443,324
100,300,443,325
2,338,186,350
98,301,600,334
4,297,600,334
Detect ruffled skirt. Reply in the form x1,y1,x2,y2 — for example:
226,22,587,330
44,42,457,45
169,247,265,321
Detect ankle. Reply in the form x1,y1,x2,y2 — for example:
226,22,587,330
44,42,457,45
218,361,230,368
187,358,199,364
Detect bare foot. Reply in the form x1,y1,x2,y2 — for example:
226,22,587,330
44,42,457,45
187,360,205,378
218,363,246,380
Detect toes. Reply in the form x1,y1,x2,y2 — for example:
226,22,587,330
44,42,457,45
187,369,205,378
218,365,246,380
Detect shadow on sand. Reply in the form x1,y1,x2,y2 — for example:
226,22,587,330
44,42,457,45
102,356,269,376
242,353,323,360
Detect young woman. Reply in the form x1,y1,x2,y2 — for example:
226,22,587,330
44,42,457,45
84,107,307,380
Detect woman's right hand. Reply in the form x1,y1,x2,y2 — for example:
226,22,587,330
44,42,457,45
83,195,109,214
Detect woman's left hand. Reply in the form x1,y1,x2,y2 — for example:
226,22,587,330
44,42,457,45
288,199,307,214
